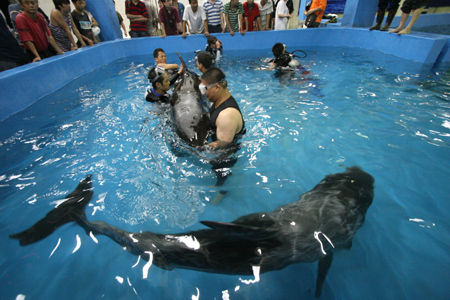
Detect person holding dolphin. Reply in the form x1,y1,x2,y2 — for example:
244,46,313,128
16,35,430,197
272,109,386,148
145,64,184,103
200,67,245,194
200,67,245,149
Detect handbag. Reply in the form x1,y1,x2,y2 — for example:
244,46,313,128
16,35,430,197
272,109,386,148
304,13,317,28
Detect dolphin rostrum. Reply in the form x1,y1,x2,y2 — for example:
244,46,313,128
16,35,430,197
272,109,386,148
10,166,374,297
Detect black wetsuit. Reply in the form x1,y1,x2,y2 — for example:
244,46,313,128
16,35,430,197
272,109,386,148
145,71,181,104
271,53,292,68
145,88,171,103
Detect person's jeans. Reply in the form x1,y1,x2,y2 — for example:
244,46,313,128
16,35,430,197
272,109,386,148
129,31,147,38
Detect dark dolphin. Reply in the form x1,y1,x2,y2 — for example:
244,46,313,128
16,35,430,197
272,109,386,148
171,52,210,147
10,167,374,297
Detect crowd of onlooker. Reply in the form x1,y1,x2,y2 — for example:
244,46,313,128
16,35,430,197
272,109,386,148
0,0,329,72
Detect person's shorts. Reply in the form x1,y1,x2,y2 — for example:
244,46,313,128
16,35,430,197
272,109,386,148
208,24,222,33
401,0,429,14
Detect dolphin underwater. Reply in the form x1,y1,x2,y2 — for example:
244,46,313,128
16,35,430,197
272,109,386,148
10,166,374,297
171,52,210,147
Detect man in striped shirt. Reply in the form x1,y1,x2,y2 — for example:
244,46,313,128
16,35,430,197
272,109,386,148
126,0,149,38
223,0,244,36
203,0,224,33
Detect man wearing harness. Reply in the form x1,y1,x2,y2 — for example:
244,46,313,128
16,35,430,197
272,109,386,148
200,67,245,149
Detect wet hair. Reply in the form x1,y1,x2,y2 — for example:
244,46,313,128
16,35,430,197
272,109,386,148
148,67,165,89
202,67,227,88
207,35,217,46
197,52,212,70
153,48,165,59
272,43,285,58
53,0,70,9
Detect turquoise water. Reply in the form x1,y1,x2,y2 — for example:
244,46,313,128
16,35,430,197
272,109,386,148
1,48,449,299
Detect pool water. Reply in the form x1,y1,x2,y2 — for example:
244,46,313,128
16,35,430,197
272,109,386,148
1,48,449,299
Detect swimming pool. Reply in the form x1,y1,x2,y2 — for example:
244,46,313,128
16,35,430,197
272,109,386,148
1,47,449,299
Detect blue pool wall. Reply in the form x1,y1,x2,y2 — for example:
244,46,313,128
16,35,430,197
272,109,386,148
0,9,449,122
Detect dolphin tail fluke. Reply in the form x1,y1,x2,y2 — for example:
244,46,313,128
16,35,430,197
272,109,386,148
9,175,94,246
315,251,333,298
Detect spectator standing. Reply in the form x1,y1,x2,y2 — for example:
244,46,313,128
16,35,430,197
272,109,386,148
182,0,209,38
9,2,49,44
159,0,182,37
0,10,28,72
172,0,184,33
274,0,291,30
49,0,86,52
203,0,224,33
16,0,64,62
223,0,244,36
113,1,128,37
142,0,159,36
71,0,96,46
304,0,326,28
196,51,212,74
243,0,261,31
126,0,149,38
172,0,185,19
258,0,273,30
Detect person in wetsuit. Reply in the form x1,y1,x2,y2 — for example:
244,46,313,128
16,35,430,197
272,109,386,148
205,35,223,64
269,42,299,68
200,67,245,187
145,65,183,103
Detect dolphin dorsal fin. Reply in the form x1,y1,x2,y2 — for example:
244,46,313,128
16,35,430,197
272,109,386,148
176,51,188,74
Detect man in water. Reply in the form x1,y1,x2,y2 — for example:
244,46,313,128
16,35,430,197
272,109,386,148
145,64,183,103
269,42,299,68
200,67,244,149
153,47,179,70
200,67,245,193
196,51,212,74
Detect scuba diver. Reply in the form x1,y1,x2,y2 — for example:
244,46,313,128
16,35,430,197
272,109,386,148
205,35,223,64
269,43,308,70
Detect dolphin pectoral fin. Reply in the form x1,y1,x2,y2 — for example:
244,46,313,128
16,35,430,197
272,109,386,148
200,221,275,239
315,251,333,298
10,175,94,246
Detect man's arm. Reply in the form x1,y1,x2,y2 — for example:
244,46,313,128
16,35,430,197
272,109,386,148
203,19,210,36
48,36,64,54
24,41,41,62
255,16,262,31
181,20,188,37
220,12,225,33
265,13,271,30
208,108,242,149
224,14,234,36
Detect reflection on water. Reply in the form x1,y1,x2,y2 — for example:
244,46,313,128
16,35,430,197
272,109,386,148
0,48,449,300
